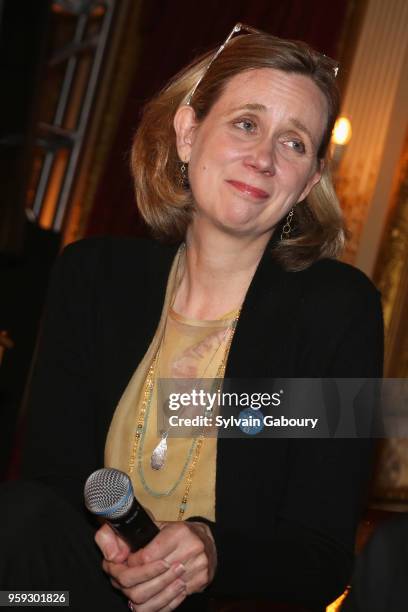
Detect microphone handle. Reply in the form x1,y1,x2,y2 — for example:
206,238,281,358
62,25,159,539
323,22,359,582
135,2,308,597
108,498,159,551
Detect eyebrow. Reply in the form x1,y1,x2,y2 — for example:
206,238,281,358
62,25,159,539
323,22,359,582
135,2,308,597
229,103,267,113
228,104,317,145
288,118,315,145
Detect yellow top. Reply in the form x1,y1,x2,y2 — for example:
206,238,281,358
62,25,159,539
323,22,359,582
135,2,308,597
104,246,239,523
133,306,237,521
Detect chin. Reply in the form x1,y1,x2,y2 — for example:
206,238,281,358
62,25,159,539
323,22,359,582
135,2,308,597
218,203,260,227
212,216,266,238
216,204,281,237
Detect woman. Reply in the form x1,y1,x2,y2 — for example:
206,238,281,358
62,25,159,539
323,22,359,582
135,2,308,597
2,24,383,612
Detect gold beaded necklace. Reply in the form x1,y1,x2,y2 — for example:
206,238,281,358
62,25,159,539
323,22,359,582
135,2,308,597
128,308,240,520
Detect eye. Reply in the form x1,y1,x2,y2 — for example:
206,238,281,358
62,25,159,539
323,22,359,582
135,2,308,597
234,117,257,133
284,139,306,154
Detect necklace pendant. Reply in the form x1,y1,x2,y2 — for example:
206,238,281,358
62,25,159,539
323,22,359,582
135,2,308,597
151,434,168,470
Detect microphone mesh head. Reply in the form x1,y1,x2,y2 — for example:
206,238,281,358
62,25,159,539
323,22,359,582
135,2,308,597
84,468,134,519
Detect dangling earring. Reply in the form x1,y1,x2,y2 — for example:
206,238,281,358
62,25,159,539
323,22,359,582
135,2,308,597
280,208,294,241
179,161,190,190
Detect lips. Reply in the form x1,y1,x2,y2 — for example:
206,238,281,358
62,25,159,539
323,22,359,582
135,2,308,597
226,180,269,200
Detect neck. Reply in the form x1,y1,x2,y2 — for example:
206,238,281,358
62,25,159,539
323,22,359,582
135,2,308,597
172,218,273,320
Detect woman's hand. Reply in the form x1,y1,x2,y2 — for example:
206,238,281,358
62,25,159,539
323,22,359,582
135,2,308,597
95,520,217,611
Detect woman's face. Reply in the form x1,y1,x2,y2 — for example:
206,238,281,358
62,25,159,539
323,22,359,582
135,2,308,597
174,68,327,239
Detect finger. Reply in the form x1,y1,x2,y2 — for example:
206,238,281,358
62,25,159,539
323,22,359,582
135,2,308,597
123,564,186,602
140,526,179,564
159,588,188,611
162,532,205,567
95,523,119,560
127,547,148,568
142,523,200,565
105,558,172,589
112,535,132,563
174,552,210,596
95,523,130,562
181,552,208,585
184,568,210,595
128,576,186,611
103,559,121,582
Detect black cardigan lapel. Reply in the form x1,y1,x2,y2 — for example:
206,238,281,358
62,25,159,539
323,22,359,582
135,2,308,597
216,245,302,527
99,239,178,431
225,245,303,380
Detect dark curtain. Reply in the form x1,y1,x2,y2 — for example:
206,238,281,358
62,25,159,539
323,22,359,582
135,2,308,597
0,0,61,479
86,0,348,237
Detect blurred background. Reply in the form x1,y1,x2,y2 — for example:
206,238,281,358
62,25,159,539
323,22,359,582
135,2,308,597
0,0,407,605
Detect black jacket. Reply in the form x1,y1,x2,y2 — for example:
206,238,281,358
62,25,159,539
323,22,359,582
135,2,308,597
22,237,384,610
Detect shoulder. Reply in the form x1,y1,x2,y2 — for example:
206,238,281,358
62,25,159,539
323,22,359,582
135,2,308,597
57,236,178,283
45,236,179,349
291,259,384,376
47,237,178,311
301,257,379,296
293,258,383,355
298,258,382,315
60,235,176,266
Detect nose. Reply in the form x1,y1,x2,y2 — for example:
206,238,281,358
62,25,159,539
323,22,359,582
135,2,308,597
244,139,276,176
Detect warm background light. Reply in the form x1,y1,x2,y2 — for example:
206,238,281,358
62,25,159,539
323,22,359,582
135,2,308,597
326,587,350,611
332,117,352,145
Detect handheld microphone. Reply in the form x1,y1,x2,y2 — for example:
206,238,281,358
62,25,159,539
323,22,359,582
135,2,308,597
84,468,159,551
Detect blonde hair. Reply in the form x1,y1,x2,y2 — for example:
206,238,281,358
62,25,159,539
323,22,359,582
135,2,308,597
131,32,345,270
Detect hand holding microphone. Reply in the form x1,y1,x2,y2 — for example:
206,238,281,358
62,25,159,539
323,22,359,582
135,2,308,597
84,468,159,551
85,467,216,610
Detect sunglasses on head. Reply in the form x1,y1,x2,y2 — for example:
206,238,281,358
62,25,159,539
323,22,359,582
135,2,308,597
185,22,339,106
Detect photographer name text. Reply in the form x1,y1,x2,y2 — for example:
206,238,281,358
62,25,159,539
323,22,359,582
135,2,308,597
168,414,319,429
